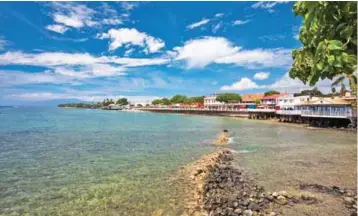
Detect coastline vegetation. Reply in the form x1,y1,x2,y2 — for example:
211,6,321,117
152,95,204,105
58,97,130,108
58,102,102,109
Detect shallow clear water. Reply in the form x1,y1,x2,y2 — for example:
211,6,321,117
0,107,356,215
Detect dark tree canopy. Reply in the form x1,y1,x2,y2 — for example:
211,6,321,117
116,98,129,105
152,99,163,105
151,98,170,105
289,2,357,93
170,95,187,103
264,90,280,96
102,98,113,106
58,102,102,109
294,87,323,97
161,98,171,105
216,93,242,103
184,96,204,103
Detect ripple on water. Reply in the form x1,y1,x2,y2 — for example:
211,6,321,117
0,107,356,215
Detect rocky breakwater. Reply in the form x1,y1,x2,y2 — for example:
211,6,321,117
175,148,357,216
201,150,319,216
179,149,328,216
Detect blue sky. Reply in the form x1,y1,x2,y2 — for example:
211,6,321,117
0,1,333,105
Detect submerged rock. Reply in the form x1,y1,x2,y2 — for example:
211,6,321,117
275,195,288,205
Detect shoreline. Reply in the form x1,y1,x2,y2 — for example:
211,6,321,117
174,148,357,216
140,109,357,134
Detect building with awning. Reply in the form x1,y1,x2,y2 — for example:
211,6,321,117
298,97,354,118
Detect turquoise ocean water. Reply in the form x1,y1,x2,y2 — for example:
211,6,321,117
0,107,356,215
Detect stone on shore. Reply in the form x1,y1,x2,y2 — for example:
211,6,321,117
275,195,288,205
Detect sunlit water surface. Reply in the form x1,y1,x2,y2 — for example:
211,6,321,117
0,107,356,215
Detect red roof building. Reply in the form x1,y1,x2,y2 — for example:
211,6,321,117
242,93,264,103
260,93,288,109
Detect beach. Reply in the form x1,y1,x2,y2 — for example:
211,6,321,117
0,107,356,215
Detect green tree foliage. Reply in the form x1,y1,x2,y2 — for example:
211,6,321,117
184,96,204,103
294,87,324,97
116,98,129,105
216,93,242,103
289,2,357,96
264,90,280,96
58,102,102,109
152,99,163,105
151,98,170,105
161,98,171,105
170,95,187,103
255,98,261,105
102,98,112,106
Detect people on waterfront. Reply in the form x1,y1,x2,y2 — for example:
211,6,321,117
214,129,229,145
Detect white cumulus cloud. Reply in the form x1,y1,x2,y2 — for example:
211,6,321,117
98,28,165,53
171,37,292,69
220,73,335,93
51,2,97,28
172,37,241,68
254,72,270,80
221,77,260,91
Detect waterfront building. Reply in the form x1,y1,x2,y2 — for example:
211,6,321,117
276,94,314,110
298,97,354,119
241,93,264,109
204,94,224,109
260,94,281,109
241,93,264,104
179,102,204,109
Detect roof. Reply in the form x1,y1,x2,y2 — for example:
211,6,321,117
262,94,281,100
242,93,264,102
262,93,288,100
300,97,350,106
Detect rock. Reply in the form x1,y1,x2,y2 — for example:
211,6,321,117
301,194,316,201
248,202,260,211
242,199,250,206
278,191,287,196
234,208,243,214
268,212,276,216
243,209,253,216
266,195,274,201
275,195,288,205
344,197,355,205
272,192,278,197
353,204,357,209
152,209,164,216
233,201,239,208
192,211,202,216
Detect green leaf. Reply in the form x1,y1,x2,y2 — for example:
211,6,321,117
336,23,346,31
317,61,324,70
327,40,344,50
334,56,343,68
308,72,320,86
327,55,335,65
340,26,353,39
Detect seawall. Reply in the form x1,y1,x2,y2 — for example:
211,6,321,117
139,108,250,118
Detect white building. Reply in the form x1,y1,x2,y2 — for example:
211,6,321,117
204,94,224,109
277,94,319,110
